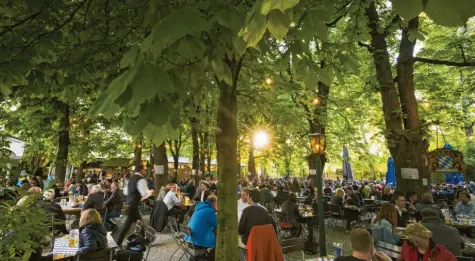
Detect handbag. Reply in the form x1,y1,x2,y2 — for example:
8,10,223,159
125,233,147,252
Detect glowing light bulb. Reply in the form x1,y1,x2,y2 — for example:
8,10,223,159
312,98,320,105
265,78,272,85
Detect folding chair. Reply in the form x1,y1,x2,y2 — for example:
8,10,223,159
281,237,306,261
168,216,187,261
275,212,299,239
179,224,209,260
328,204,345,227
143,225,157,261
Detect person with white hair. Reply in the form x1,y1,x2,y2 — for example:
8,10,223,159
83,185,105,216
38,189,68,234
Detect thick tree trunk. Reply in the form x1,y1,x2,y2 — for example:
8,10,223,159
215,57,240,261
365,3,429,194
153,142,168,190
199,132,206,174
133,135,143,167
55,102,70,182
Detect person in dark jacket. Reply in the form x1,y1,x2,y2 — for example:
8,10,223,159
393,192,410,227
259,184,274,206
194,182,210,202
238,188,276,245
149,200,169,232
83,185,104,216
281,193,303,237
76,181,89,197
77,209,108,255
345,188,361,207
103,182,124,231
185,195,218,261
421,208,463,256
38,189,68,234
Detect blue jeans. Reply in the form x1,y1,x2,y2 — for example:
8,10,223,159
104,210,122,231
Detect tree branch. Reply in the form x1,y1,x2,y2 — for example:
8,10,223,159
414,57,475,67
0,11,43,37
358,41,372,52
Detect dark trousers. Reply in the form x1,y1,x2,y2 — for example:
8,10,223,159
104,210,122,231
168,206,187,223
116,206,142,246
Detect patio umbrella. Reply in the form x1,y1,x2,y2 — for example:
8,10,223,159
386,157,396,186
342,145,354,182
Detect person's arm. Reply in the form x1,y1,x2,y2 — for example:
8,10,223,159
76,230,97,254
103,190,117,208
455,202,462,214
209,213,218,230
137,179,153,201
172,193,181,205
83,197,93,210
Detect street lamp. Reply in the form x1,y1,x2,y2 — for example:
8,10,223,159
309,133,326,256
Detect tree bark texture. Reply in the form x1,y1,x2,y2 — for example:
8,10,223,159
153,142,168,190
133,135,143,167
215,57,241,261
55,102,70,182
365,3,429,194
248,137,256,180
190,116,201,185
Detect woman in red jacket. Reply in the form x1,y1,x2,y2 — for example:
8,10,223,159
400,223,457,261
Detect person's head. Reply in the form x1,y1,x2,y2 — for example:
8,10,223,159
248,188,260,204
101,183,110,192
420,192,433,204
393,192,406,209
43,189,55,202
406,191,417,202
335,188,345,198
90,185,101,194
207,195,218,211
346,188,354,196
200,182,208,191
79,209,102,228
383,186,391,195
375,203,397,228
421,208,439,219
460,192,471,204
111,182,119,191
350,228,374,259
241,188,250,203
288,193,297,203
170,183,177,192
135,165,146,176
406,223,431,250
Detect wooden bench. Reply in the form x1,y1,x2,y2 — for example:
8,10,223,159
375,241,401,260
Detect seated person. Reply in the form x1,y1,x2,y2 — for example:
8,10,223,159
259,184,274,206
331,188,345,207
455,192,475,216
401,223,457,261
83,185,104,216
421,208,462,256
194,182,210,202
381,186,392,201
406,191,418,211
345,188,361,207
77,209,108,255
238,188,276,246
393,192,410,227
371,203,400,245
164,183,187,223
415,193,444,220
281,193,303,237
38,189,68,234
103,182,124,231
185,195,218,261
335,228,391,261
77,181,88,197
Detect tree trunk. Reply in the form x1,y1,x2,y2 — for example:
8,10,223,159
77,160,87,182
365,3,429,194
191,116,200,185
215,57,241,261
248,139,256,180
153,142,168,190
55,102,70,182
133,135,143,167
199,132,206,174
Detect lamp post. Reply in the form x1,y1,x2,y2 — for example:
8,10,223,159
309,133,326,256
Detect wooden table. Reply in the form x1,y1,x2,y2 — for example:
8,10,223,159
50,229,117,260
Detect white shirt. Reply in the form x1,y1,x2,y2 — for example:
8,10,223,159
134,173,149,197
163,191,181,210
396,205,404,217
237,199,249,222
201,191,206,202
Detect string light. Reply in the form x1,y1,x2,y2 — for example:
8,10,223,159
312,97,320,105
265,78,272,85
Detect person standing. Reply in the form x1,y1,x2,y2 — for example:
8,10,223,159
115,165,154,245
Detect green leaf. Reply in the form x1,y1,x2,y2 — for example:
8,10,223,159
232,35,247,56
313,8,332,22
424,0,475,27
120,47,139,69
318,66,334,86
304,68,318,89
214,8,245,30
239,11,268,47
212,59,233,85
300,9,328,42
89,70,132,118
261,0,300,15
391,0,423,20
322,0,336,14
267,9,292,39
130,63,174,101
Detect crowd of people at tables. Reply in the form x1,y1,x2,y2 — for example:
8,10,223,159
7,166,475,261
